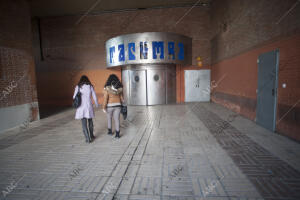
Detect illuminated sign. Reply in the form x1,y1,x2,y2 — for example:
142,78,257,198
109,41,185,64
106,32,192,67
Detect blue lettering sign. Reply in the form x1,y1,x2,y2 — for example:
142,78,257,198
178,43,184,60
140,42,148,59
168,42,175,60
152,41,164,59
118,44,125,62
109,46,115,63
128,43,135,60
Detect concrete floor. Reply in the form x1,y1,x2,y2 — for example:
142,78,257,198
0,103,299,200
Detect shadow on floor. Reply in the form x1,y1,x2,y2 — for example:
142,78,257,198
39,105,72,119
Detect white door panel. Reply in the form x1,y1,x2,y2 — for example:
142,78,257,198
185,70,210,102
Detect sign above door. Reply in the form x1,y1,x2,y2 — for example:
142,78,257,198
105,32,192,67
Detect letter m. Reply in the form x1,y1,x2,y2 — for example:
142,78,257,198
152,41,164,59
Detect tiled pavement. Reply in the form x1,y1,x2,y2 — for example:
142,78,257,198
0,103,299,200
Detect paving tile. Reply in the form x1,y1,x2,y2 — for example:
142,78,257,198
137,164,162,177
131,177,161,195
191,177,227,197
0,104,299,200
163,196,195,200
162,177,194,196
220,178,261,198
192,105,300,200
128,194,160,200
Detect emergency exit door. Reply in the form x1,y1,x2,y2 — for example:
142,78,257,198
256,49,279,132
185,70,211,102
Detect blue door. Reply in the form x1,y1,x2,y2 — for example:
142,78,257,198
256,49,279,131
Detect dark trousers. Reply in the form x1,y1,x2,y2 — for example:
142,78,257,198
81,118,94,142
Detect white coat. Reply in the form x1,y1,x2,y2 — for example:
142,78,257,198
73,84,98,119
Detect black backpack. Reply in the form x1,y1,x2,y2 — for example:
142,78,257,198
72,89,81,108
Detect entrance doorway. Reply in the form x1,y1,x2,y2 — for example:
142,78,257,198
122,65,176,105
256,49,279,131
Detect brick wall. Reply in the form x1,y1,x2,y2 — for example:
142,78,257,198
33,6,212,109
211,0,300,63
0,0,39,121
210,0,300,141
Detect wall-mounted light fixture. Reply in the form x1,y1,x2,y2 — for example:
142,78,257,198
196,56,202,67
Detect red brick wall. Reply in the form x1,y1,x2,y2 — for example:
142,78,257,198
0,0,39,120
34,6,212,108
211,0,300,141
211,0,300,63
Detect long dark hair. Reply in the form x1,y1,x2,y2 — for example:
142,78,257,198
104,74,122,89
78,75,92,88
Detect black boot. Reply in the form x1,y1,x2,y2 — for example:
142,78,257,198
107,129,113,135
115,131,120,138
90,130,95,140
89,119,95,140
84,130,91,143
82,119,91,143
86,138,91,143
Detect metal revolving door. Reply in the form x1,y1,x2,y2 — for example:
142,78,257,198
122,65,176,105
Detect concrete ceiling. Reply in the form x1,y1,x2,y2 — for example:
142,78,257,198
29,0,211,17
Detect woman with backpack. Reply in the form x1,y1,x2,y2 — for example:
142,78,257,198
102,74,124,138
73,75,99,143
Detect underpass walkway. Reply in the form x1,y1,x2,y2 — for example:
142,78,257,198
0,103,299,200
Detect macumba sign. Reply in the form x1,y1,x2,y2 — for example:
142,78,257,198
105,32,192,67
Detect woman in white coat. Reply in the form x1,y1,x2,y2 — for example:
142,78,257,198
73,75,99,143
